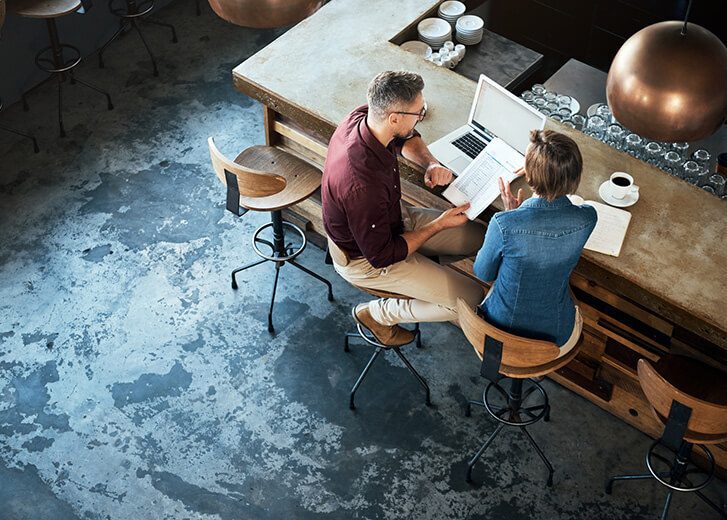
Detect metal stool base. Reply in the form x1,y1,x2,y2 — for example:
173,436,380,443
344,322,430,410
230,210,333,334
465,378,553,486
606,440,725,520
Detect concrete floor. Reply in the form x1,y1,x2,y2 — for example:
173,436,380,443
0,2,725,519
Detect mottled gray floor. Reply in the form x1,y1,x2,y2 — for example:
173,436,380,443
0,2,725,519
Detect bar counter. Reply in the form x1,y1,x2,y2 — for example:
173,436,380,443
232,0,727,469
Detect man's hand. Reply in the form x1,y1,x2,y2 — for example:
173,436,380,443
434,203,471,230
499,167,526,210
424,163,453,188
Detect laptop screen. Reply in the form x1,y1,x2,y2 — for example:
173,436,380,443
469,76,545,155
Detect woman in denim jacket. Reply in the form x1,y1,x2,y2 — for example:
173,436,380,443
473,130,597,357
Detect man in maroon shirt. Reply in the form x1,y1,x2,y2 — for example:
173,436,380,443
322,71,485,346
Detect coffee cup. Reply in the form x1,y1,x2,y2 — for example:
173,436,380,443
609,172,638,200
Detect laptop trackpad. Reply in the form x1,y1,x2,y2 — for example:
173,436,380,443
450,156,471,175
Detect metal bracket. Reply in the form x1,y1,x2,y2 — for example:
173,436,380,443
224,170,248,217
662,400,692,452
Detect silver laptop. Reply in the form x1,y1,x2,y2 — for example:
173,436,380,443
429,74,546,175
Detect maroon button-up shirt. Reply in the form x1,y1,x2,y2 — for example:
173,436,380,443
322,105,419,268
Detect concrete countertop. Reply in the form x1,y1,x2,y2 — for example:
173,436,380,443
232,0,727,343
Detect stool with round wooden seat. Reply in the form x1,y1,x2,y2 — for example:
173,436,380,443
326,239,430,411
11,0,114,137
457,297,582,486
97,0,178,77
208,138,333,334
606,355,727,520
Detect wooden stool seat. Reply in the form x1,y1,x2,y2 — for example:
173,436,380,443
233,145,321,212
639,355,727,445
10,0,81,18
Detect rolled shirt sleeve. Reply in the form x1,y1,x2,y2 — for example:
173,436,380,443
345,186,408,268
473,216,504,282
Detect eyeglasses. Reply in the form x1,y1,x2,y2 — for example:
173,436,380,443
394,102,427,122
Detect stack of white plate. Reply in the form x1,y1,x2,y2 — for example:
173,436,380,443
417,17,452,50
437,1,465,26
455,15,484,45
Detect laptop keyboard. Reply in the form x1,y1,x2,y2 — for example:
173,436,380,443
451,132,489,159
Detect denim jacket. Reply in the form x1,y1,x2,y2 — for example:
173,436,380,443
473,196,597,346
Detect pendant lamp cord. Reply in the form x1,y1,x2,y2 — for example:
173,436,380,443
681,0,693,35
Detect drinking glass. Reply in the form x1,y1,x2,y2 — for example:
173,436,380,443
532,83,546,96
550,114,563,122
534,97,547,112
662,151,682,176
692,148,711,170
570,114,586,131
671,142,690,159
543,91,557,103
596,104,612,123
544,101,558,115
556,94,572,108
557,107,572,119
605,124,625,149
708,174,726,196
682,160,700,182
624,133,643,158
562,120,576,129
695,167,711,187
644,142,663,167
521,90,534,103
585,115,606,139
702,185,716,195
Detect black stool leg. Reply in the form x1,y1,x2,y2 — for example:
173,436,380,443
288,259,333,301
466,422,504,482
231,258,267,289
605,473,655,494
660,491,673,520
139,17,178,43
413,322,422,348
131,20,160,76
195,0,201,15
350,347,383,410
392,348,431,406
68,72,114,110
343,332,358,352
465,399,485,417
694,491,727,518
98,22,128,69
0,123,40,153
267,262,282,333
521,427,554,486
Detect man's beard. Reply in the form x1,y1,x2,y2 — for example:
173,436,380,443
395,128,416,140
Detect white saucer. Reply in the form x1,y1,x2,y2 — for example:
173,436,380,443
598,181,639,207
570,98,581,115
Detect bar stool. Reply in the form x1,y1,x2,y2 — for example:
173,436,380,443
208,138,333,333
606,355,727,520
326,239,430,411
98,0,178,77
12,0,114,137
0,98,39,152
456,297,581,485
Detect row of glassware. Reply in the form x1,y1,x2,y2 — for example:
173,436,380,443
520,85,726,199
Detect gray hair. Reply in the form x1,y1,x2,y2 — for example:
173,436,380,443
366,71,424,122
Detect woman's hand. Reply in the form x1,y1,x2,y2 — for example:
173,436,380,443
498,167,525,210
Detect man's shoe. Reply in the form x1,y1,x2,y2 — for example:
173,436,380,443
352,303,416,347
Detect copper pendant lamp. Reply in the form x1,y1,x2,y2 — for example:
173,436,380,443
207,0,325,29
606,0,727,142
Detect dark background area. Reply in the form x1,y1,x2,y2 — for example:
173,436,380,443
487,0,727,86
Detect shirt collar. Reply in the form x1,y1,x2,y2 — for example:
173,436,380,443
520,195,573,209
357,110,396,167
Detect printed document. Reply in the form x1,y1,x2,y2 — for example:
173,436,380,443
568,195,631,257
442,138,525,220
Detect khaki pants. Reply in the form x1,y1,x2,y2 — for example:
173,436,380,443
331,205,486,325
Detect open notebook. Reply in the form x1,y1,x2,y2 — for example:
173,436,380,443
568,195,631,257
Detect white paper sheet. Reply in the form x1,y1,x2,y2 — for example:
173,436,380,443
442,138,524,219
568,195,631,257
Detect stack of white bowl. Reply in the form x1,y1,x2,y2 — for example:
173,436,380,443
455,15,484,45
417,17,452,50
437,1,466,28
